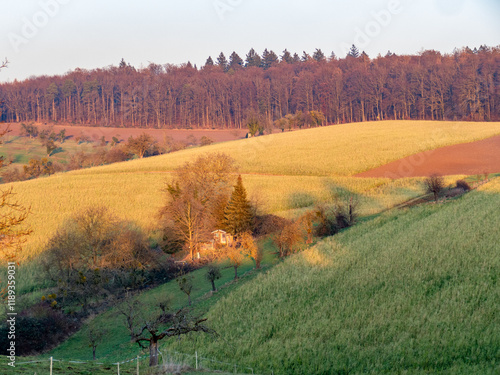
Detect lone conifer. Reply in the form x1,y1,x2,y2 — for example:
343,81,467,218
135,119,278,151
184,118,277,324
223,175,253,236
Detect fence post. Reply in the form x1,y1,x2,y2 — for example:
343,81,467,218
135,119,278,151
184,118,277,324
50,357,53,375
117,362,120,375
234,364,237,374
195,351,198,370
137,355,139,375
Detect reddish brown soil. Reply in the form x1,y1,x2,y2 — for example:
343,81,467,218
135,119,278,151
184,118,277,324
356,135,500,178
1,123,247,143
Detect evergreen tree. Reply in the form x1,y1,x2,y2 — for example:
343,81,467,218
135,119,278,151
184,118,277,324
301,51,311,62
347,44,360,58
217,52,228,71
360,51,370,63
229,51,244,70
329,51,337,61
313,48,326,62
205,56,214,66
292,53,301,63
223,175,253,236
262,49,278,69
245,48,262,67
281,49,293,64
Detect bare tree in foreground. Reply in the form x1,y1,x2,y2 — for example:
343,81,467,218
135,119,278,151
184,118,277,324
128,303,214,367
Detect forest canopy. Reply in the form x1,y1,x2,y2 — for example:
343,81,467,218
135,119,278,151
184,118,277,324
0,46,498,129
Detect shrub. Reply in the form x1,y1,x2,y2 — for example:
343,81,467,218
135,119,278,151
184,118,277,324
456,179,471,191
0,303,77,355
1,166,26,183
253,214,291,236
200,136,214,146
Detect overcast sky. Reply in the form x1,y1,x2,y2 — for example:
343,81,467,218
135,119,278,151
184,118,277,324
0,0,499,82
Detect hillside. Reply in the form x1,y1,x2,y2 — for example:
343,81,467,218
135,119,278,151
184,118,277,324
169,177,500,374
4,120,499,262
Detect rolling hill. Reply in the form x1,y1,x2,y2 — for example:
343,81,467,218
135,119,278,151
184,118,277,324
1,120,500,374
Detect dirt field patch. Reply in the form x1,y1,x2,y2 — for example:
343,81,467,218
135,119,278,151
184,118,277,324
2,122,247,143
355,135,500,178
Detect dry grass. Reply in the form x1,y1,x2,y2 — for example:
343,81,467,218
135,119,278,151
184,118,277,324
72,120,500,176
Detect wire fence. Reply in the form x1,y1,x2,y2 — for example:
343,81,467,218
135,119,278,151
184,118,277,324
11,349,273,374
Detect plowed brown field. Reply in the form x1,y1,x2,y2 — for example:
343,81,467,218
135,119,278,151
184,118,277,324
356,135,500,178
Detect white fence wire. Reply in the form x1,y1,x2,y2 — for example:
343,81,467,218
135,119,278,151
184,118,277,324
11,349,273,374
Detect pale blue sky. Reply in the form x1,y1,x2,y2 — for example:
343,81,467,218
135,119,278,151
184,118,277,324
0,0,499,82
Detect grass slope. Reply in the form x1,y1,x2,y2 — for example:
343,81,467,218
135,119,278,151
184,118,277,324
169,178,500,374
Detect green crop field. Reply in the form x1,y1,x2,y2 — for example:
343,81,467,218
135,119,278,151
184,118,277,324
169,178,500,374
0,135,103,169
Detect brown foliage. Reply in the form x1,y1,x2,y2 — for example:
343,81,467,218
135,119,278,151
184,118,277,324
273,220,305,258
239,231,262,269
253,214,291,236
0,187,31,262
160,153,237,259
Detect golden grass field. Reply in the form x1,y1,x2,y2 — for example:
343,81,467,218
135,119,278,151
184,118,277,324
72,120,500,176
3,120,499,261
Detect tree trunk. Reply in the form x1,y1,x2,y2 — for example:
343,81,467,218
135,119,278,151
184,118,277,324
149,339,159,367
211,279,216,292
234,265,238,280
92,347,96,360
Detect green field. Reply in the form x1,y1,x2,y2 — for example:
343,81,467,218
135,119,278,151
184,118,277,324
0,135,103,169
169,178,500,374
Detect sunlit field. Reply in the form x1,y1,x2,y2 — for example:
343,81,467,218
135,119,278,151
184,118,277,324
7,171,455,262
4,120,495,261
72,120,500,176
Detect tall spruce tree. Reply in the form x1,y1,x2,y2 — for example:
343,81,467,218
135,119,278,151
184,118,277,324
205,56,214,66
223,175,253,236
262,49,278,69
245,48,262,67
347,44,360,58
217,52,228,71
229,51,243,70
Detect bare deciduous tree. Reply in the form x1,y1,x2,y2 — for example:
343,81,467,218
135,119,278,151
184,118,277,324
225,243,245,280
88,324,107,360
160,153,237,260
177,273,194,306
205,265,221,292
425,174,445,202
126,133,157,158
239,232,262,269
128,303,214,367
273,221,304,258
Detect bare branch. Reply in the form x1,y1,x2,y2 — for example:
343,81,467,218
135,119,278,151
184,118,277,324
0,58,8,70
